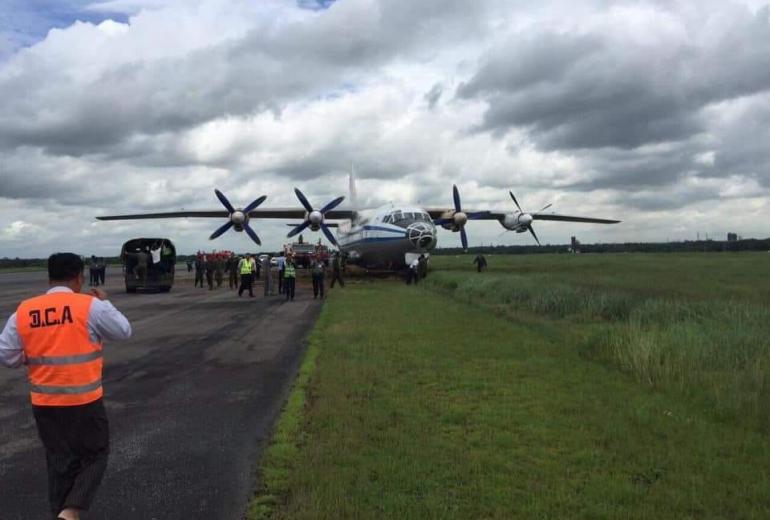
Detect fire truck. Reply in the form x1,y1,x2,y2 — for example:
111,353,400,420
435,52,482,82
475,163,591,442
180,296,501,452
285,237,331,268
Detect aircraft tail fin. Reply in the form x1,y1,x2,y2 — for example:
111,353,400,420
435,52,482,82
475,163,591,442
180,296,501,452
349,162,359,222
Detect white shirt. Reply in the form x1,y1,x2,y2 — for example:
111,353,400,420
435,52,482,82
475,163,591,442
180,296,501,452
150,247,161,264
277,256,286,269
0,287,132,368
410,258,420,270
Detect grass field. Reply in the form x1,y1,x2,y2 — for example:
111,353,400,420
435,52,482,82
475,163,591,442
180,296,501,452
250,252,770,519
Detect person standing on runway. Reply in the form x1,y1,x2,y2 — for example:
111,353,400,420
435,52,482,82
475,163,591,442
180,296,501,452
311,256,326,299
227,253,239,290
88,256,98,287
283,256,297,301
97,258,106,287
262,255,272,296
194,254,205,288
276,253,286,294
330,251,345,289
204,254,215,290
238,254,255,297
0,252,132,520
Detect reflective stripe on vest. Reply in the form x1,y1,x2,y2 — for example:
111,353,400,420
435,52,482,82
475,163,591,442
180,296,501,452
16,292,104,406
284,265,296,278
240,260,253,274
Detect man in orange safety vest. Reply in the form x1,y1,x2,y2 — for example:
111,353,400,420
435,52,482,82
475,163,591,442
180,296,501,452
0,253,132,520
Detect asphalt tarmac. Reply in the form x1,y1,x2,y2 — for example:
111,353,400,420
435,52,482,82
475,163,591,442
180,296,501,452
0,267,322,519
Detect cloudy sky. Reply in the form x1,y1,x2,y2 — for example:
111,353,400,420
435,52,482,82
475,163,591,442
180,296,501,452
1,0,769,257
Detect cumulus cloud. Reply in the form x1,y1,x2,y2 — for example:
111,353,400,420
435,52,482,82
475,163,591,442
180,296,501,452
1,0,769,256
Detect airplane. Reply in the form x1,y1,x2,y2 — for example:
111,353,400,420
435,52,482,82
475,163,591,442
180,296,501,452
96,175,620,269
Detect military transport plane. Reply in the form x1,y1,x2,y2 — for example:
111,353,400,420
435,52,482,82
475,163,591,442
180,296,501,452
96,178,620,268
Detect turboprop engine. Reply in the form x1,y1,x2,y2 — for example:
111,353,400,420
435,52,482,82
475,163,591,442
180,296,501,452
498,191,551,245
501,212,533,232
287,188,345,246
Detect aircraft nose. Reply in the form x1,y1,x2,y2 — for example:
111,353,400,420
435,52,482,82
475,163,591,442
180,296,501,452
407,223,435,250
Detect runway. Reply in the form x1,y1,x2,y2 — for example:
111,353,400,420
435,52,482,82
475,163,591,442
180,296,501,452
0,267,322,519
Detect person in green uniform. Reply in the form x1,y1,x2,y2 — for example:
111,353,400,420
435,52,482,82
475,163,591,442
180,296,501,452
214,255,224,288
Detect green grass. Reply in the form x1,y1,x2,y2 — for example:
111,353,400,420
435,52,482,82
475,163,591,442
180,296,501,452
250,253,770,518
426,253,770,431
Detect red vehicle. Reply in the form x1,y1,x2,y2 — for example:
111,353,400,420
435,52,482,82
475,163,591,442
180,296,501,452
285,241,331,268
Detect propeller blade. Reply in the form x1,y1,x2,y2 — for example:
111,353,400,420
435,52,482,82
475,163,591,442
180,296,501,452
536,203,553,214
529,225,541,246
243,195,267,213
243,222,261,245
320,223,338,246
509,191,522,212
209,221,233,240
320,196,345,214
287,220,311,238
460,227,468,251
214,189,236,213
452,184,462,212
294,188,314,212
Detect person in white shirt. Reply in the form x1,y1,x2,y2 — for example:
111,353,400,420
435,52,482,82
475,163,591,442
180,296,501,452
406,257,420,285
0,253,131,520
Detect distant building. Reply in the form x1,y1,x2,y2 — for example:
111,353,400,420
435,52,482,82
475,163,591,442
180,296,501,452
727,233,738,242
570,236,581,253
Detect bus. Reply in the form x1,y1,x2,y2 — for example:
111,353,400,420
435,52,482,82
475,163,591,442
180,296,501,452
121,238,176,293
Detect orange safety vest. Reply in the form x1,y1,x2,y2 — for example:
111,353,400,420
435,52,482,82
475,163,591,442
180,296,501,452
16,292,103,406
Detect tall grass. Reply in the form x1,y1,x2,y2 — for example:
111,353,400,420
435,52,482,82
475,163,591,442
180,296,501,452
424,263,770,430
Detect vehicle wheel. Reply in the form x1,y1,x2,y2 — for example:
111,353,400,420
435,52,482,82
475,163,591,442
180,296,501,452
159,286,171,293
126,286,137,293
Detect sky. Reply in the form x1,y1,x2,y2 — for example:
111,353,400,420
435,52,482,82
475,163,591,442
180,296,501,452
1,0,769,257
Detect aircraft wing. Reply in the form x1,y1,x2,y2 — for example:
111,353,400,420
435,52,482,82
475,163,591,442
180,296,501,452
424,208,619,224
97,208,356,221
96,211,228,220
245,208,355,220
533,214,620,224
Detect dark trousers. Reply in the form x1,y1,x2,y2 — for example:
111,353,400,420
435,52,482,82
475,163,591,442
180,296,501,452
238,273,253,296
88,268,96,286
312,275,325,298
406,268,419,285
278,269,285,293
284,277,295,300
195,269,204,287
206,270,214,290
33,399,109,517
330,272,344,288
98,267,105,285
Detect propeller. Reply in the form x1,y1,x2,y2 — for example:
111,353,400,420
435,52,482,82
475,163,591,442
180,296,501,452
287,188,345,246
508,191,551,246
434,185,489,251
209,189,267,245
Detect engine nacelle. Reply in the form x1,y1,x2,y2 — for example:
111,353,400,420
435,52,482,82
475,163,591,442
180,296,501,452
500,213,517,230
500,212,532,231
439,211,455,230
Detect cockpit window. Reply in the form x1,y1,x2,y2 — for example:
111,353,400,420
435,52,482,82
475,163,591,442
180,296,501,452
392,210,403,222
382,214,391,223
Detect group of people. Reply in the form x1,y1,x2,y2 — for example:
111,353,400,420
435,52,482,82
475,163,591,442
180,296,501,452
124,240,174,285
192,250,347,302
88,255,106,286
192,250,240,291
